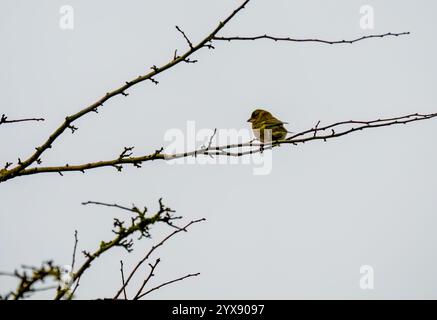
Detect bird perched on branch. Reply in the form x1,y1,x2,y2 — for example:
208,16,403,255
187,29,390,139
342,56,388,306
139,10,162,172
247,109,289,143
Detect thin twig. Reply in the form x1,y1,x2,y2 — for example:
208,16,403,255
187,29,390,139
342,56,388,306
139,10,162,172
29,285,58,293
67,275,81,300
213,31,410,44
207,128,218,149
71,230,78,270
0,114,45,125
176,25,193,49
313,120,321,138
81,201,140,214
120,261,128,299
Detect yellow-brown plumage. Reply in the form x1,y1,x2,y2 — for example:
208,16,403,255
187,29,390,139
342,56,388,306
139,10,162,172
247,109,288,142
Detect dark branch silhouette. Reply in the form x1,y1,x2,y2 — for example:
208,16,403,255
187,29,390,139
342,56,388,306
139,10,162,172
133,258,160,299
0,114,44,125
213,31,410,45
71,230,79,270
120,260,128,300
136,272,201,299
113,217,205,299
176,25,194,49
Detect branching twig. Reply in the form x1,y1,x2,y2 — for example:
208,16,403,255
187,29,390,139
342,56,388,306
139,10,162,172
133,258,161,299
136,272,200,299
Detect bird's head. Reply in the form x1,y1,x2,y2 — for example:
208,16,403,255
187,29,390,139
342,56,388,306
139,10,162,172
247,109,272,123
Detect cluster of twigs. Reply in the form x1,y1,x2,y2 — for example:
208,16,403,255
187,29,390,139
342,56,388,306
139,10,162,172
0,261,61,300
0,199,205,300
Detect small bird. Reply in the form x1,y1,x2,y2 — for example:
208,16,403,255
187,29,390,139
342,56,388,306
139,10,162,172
247,109,288,142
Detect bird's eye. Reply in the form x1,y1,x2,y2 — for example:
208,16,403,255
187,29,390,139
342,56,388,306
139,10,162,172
251,111,258,118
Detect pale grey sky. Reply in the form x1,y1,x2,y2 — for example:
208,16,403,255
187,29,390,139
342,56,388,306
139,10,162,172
1,0,437,299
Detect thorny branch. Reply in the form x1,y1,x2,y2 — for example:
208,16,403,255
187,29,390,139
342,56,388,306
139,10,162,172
0,0,411,184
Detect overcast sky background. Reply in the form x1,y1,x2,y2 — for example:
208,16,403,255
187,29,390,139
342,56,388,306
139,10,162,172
1,0,437,299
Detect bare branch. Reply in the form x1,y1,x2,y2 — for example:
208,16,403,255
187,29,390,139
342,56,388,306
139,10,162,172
213,31,410,45
82,200,143,214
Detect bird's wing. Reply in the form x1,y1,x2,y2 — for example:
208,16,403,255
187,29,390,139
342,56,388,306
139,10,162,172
263,118,288,128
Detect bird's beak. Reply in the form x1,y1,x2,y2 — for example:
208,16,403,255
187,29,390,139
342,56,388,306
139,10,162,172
247,118,252,123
